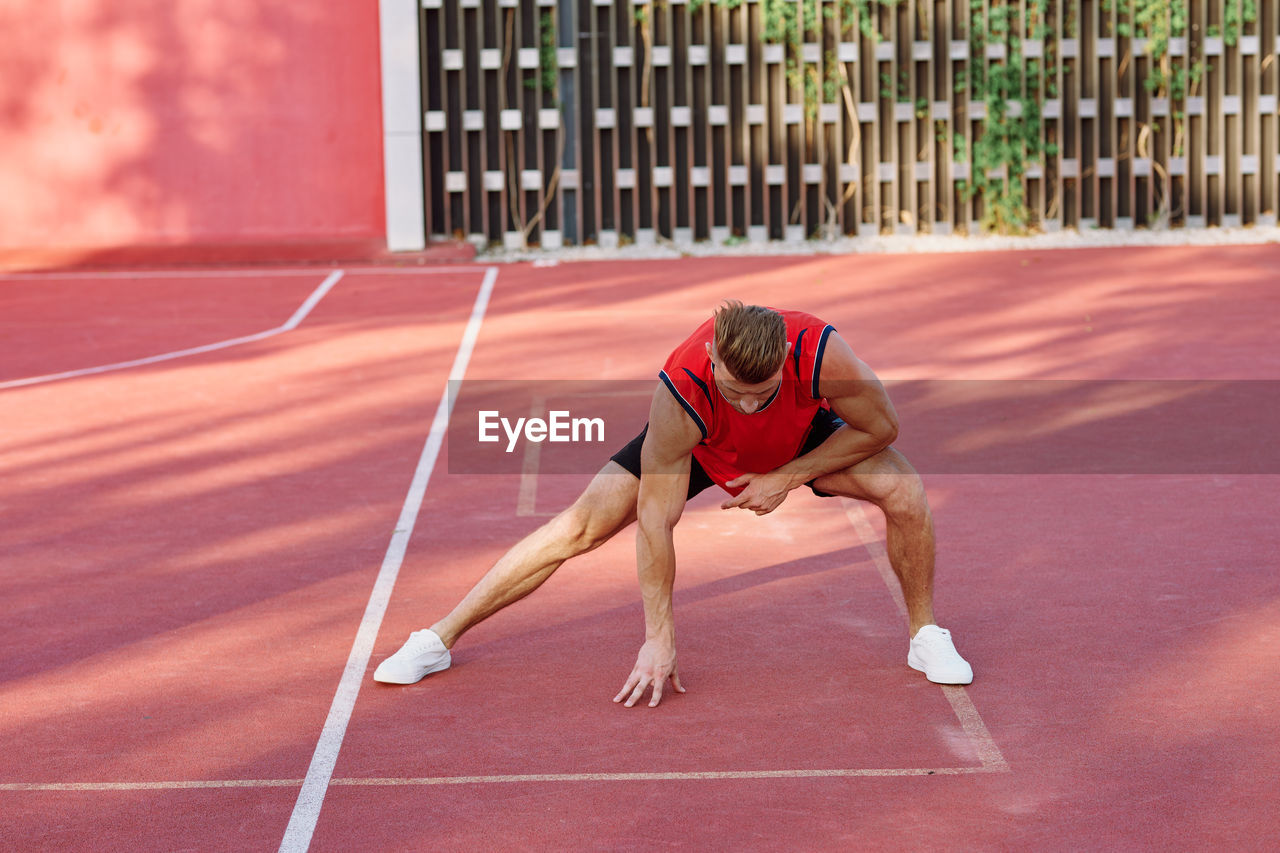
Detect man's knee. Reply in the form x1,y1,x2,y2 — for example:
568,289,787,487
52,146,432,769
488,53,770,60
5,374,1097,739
551,503,592,553
875,470,929,520
556,478,635,555
826,448,929,517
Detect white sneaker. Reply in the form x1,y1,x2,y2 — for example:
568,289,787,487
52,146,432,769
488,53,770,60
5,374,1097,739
908,625,973,685
373,629,452,684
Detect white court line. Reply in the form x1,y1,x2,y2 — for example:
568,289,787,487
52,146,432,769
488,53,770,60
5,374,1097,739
515,396,548,516
841,498,1009,773
327,767,1004,783
514,387,651,517
338,266,486,276
0,269,330,280
277,266,498,853
0,270,345,391
842,499,910,621
1,765,1000,792
0,265,481,280
0,780,303,791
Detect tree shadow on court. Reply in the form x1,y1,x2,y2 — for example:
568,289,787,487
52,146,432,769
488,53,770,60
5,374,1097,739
0,278,506,800
439,545,870,666
472,243,1279,386
0,246,1277,847
0,4,381,261
907,473,1280,848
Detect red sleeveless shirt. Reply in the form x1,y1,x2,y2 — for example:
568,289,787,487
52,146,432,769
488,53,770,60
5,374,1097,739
658,309,836,495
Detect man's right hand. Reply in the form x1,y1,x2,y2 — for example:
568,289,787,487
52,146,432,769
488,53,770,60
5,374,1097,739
613,637,686,708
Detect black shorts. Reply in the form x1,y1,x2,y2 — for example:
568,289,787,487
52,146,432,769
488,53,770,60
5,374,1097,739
608,408,847,500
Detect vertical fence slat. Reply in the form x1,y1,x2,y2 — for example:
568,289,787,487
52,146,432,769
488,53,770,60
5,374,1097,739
1240,4,1256,225
1266,0,1279,225
634,0,652,245
942,0,954,232
717,0,733,242
423,1,445,238
1117,0,1132,229
599,0,616,246
1211,0,1225,225
507,1,523,248
906,0,920,236
679,1,695,244
745,1,760,241
1227,0,1245,226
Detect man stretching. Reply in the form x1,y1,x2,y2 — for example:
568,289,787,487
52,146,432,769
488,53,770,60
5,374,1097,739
375,301,972,706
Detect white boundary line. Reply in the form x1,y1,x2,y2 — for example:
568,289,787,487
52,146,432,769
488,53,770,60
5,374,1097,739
0,780,303,791
335,766,1003,782
842,498,1009,773
2,764,1002,792
0,270,346,391
0,265,482,280
515,396,548,516
514,387,651,517
0,269,333,280
277,266,497,853
340,266,482,276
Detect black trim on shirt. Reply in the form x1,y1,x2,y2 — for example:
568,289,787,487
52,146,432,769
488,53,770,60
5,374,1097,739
681,366,715,410
659,369,709,440
792,328,807,380
811,324,835,399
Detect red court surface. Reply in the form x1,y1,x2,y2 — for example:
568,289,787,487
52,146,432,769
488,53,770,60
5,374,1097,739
2,246,1278,850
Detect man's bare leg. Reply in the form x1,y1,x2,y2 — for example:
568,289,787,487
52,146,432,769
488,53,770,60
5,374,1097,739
430,462,640,648
812,447,936,635
374,463,640,684
812,447,971,684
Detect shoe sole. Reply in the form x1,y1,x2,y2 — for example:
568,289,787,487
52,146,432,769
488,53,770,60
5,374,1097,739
907,653,973,685
373,657,451,685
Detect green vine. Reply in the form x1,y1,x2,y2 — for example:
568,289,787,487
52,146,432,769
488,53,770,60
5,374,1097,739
685,0,895,123
636,0,1269,236
1105,0,1256,223
1213,0,1258,44
523,11,558,95
958,0,1056,234
504,8,562,244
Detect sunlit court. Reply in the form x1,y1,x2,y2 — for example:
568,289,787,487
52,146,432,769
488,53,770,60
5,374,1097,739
4,0,1280,847
1,244,1278,850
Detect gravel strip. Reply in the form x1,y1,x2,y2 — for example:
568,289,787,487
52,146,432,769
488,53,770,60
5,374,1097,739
477,224,1280,264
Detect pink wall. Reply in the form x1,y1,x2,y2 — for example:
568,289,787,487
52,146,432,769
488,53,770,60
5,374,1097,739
0,1,386,255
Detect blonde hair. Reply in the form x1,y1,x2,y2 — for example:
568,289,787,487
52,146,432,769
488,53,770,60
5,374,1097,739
713,300,787,384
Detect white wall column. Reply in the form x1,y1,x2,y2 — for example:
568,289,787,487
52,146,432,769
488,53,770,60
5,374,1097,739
379,0,426,251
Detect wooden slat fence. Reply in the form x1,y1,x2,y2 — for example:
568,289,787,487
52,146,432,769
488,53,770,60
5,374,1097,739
420,0,1279,246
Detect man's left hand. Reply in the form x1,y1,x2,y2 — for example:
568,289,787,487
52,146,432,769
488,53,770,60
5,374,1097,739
720,472,793,515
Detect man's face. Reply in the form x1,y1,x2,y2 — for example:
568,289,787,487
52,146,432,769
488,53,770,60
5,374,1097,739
706,342,789,415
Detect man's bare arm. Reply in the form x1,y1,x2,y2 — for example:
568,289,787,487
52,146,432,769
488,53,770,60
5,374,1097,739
721,332,898,514
613,384,702,708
